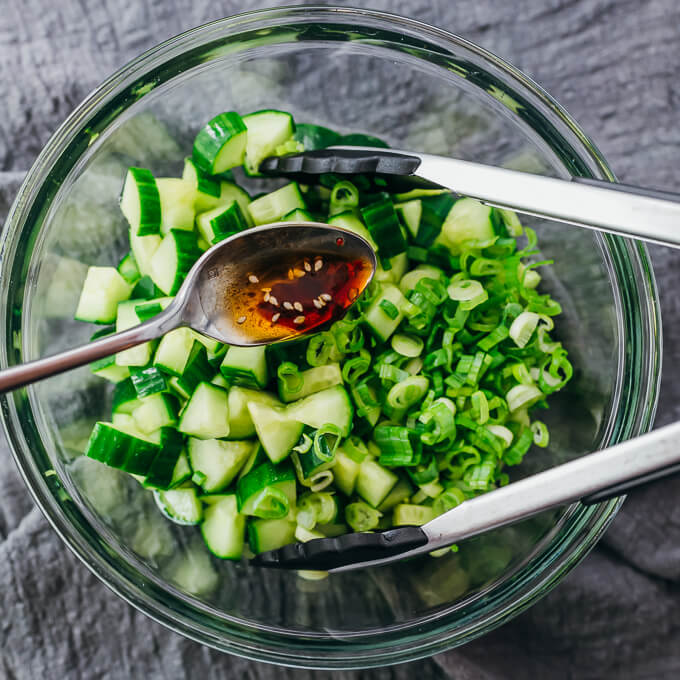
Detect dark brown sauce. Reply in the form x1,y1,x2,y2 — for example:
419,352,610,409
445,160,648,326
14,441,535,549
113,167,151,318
230,251,372,342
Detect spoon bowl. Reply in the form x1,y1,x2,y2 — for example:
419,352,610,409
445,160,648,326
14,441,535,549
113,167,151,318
0,222,376,393
180,222,376,345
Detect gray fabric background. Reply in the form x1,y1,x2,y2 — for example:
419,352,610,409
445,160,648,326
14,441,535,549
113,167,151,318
2,1,680,678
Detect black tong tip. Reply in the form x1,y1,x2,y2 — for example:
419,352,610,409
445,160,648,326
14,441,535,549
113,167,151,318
250,525,428,571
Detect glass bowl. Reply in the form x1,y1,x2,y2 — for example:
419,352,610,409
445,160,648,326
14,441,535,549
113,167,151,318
0,6,661,669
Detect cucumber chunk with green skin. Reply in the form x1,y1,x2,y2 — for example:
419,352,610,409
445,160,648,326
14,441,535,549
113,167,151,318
75,267,132,324
178,382,230,439
117,252,140,285
120,167,161,236
332,448,361,496
130,365,168,399
247,182,306,225
285,385,353,437
90,356,130,383
227,386,281,439
132,392,178,433
182,157,221,204
355,458,398,507
247,401,304,464
394,200,422,239
129,230,161,278
156,178,196,234
133,296,173,323
112,378,141,414
377,477,413,512
237,460,296,517
435,197,495,254
155,487,203,525
221,346,268,388
193,112,248,175
201,495,246,560
327,211,378,250
153,328,195,376
150,228,201,296
142,428,185,489
130,274,162,300
243,109,295,176
188,438,254,493
167,343,213,398
248,517,296,554
280,208,315,222
115,300,154,367
363,284,407,342
196,200,249,245
85,422,160,475
278,363,343,403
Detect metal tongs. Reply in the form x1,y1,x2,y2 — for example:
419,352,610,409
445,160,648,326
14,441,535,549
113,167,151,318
260,146,680,248
249,147,680,572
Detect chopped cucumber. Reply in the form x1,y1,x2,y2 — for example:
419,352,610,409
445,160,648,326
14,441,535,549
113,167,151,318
285,385,353,437
188,438,254,492
155,487,203,525
201,495,246,560
243,110,295,175
247,182,306,225
247,401,304,464
220,345,268,388
75,267,132,324
178,382,230,439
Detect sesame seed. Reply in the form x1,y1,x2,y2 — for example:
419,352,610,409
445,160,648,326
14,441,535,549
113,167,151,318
248,274,259,284
269,296,278,306
317,297,326,307
263,292,270,302
272,313,280,323
294,268,305,278
320,293,332,302
293,301,304,312
349,287,359,300
293,315,306,325
313,299,323,309
283,301,294,310
237,316,246,324
287,269,295,280
314,259,323,271
261,287,271,293
304,260,312,272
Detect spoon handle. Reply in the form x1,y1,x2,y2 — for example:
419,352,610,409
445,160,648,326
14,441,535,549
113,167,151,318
0,308,180,393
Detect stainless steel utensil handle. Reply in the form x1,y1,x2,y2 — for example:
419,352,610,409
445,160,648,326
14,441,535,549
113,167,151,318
411,152,680,247
0,307,181,393
422,420,680,551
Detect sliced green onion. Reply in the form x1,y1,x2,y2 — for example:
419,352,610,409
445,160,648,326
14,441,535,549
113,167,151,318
504,427,534,465
345,502,382,532
277,362,304,395
313,424,342,462
293,432,313,454
310,470,334,492
307,332,337,367
342,349,371,384
447,279,488,310
329,180,360,216
433,487,467,514
379,364,409,383
509,311,540,348
391,333,424,357
477,324,509,351
486,424,513,447
386,375,429,410
250,486,290,519
506,384,543,412
375,425,421,466
531,420,550,447
379,299,400,320
470,390,489,424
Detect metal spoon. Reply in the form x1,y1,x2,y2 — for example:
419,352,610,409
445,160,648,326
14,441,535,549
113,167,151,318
0,222,376,393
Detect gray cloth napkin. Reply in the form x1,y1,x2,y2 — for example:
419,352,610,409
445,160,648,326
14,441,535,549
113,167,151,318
2,1,680,678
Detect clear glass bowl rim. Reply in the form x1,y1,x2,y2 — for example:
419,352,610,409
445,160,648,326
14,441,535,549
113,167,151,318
0,5,662,669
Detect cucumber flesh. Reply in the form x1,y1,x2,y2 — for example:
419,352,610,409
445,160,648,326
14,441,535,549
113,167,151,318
201,495,246,560
285,385,353,437
247,401,304,464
